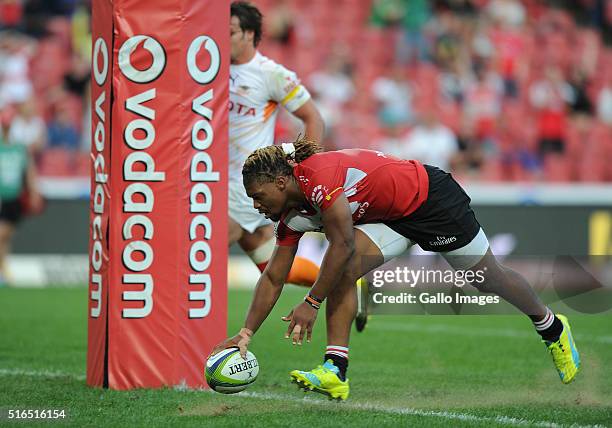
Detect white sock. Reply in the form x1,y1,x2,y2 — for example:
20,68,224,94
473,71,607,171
533,307,555,331
325,345,349,360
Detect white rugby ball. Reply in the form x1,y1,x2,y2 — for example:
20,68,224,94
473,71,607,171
205,347,259,394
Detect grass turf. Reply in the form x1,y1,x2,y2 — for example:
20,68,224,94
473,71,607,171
0,286,610,427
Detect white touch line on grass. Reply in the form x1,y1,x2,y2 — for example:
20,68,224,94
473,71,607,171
371,321,612,344
230,390,605,428
1,368,605,428
0,368,86,381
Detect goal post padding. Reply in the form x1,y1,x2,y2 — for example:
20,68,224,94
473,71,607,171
88,0,228,390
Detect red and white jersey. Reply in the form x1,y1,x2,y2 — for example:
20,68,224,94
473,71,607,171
229,51,311,180
275,150,429,246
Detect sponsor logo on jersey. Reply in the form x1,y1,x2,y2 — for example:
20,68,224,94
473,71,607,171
228,100,256,116
355,201,370,220
283,75,298,93
429,236,457,247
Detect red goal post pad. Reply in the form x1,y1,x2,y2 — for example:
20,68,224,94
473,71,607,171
87,0,228,390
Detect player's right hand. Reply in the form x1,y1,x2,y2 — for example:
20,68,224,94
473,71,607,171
209,328,253,360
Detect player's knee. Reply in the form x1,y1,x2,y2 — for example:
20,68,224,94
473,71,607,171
339,264,361,290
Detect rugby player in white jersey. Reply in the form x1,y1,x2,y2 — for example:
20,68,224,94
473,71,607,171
229,2,324,286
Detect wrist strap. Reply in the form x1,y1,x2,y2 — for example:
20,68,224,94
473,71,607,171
307,293,323,304
304,294,321,310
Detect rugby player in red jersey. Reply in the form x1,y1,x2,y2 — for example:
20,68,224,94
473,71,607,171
211,138,580,400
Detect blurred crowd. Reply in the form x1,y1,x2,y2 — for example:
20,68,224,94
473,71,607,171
260,0,612,182
0,0,91,177
1,0,611,182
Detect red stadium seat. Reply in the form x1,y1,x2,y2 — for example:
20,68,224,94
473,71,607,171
75,152,91,177
543,154,572,182
38,148,77,177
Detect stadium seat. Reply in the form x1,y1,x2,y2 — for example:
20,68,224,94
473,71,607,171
543,154,572,182
75,152,90,177
38,148,77,177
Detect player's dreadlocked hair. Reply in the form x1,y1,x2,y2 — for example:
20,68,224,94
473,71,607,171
242,137,322,185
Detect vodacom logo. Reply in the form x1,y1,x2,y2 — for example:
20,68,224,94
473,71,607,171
118,35,166,83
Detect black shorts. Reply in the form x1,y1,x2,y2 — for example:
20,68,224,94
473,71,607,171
0,198,22,224
384,165,481,252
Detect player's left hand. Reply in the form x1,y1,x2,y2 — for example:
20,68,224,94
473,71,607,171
282,301,318,345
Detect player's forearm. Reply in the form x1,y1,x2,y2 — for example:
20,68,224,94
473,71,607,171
243,271,284,334
309,240,354,300
303,113,325,143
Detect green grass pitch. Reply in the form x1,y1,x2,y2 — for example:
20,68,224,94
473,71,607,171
0,286,610,427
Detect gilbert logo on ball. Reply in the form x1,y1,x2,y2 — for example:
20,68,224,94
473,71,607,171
205,347,259,393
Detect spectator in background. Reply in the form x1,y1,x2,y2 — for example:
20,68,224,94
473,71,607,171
528,65,574,160
308,45,355,135
435,0,477,18
455,116,485,175
70,0,91,60
397,0,432,64
21,0,77,37
567,67,594,144
487,2,528,99
589,0,612,46
567,68,593,119
597,71,612,126
62,52,91,151
0,0,24,31
486,0,525,28
265,0,295,46
432,11,472,104
308,46,355,109
0,31,34,109
396,107,460,171
369,0,432,63
463,62,504,145
375,123,408,158
0,136,42,286
47,104,79,150
7,98,46,156
369,0,405,28
431,10,463,71
371,64,414,127
439,60,471,104
63,52,89,98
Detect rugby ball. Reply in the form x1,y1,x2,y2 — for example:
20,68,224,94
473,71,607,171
205,347,259,394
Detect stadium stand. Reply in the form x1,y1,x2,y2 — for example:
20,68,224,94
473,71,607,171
256,0,612,182
0,0,610,182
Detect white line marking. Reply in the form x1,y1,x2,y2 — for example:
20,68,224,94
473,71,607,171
1,368,606,428
0,368,86,381
371,321,612,344
223,390,605,428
